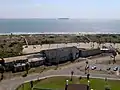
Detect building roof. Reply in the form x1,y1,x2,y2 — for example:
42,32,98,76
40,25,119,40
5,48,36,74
41,46,78,52
0,53,44,63
100,48,109,51
67,84,89,90
0,56,28,63
28,57,45,62
78,48,86,50
14,63,26,67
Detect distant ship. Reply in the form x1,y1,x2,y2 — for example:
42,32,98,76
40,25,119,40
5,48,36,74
58,18,69,20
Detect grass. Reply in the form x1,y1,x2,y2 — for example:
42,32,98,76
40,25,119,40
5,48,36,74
17,76,120,90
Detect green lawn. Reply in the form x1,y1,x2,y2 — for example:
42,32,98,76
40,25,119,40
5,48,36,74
17,76,120,90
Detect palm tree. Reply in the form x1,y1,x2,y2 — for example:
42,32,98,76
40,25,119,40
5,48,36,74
104,78,111,90
10,33,13,39
30,80,33,89
25,62,30,74
98,39,101,48
92,42,95,49
0,65,5,80
70,71,74,81
87,73,90,80
0,58,5,80
112,51,117,64
85,59,89,74
40,43,43,48
0,58,5,66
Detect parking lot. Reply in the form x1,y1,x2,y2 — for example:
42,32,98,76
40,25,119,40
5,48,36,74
59,54,120,76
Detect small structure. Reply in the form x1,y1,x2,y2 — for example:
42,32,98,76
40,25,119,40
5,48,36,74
100,45,116,53
0,53,44,72
13,63,26,72
27,53,45,67
28,57,45,68
0,56,28,71
79,48,102,57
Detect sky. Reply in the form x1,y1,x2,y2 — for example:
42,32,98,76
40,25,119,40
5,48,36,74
0,0,120,19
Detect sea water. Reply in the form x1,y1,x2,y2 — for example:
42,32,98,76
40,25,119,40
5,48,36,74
0,19,120,34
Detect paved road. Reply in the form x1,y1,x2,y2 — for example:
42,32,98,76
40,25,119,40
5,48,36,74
0,55,120,90
0,69,120,90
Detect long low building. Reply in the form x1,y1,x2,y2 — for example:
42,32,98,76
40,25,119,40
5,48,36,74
40,46,80,65
79,48,102,57
2,56,28,71
0,53,45,72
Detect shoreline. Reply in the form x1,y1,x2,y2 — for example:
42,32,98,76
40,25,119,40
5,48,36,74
0,32,120,35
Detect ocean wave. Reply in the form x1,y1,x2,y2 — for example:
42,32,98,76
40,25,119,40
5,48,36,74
0,32,119,35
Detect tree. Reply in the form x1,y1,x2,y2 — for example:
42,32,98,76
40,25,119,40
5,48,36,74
0,65,5,80
0,58,5,66
98,39,101,48
25,62,30,74
30,80,33,88
0,58,5,80
10,33,13,39
40,43,42,48
87,73,90,80
86,60,88,65
112,51,117,64
85,60,89,74
70,71,74,81
79,76,82,80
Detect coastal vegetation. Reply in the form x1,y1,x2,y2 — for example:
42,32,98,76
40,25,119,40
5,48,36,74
0,34,120,58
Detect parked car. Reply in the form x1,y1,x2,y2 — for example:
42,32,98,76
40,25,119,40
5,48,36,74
106,67,111,71
113,67,118,71
91,66,97,70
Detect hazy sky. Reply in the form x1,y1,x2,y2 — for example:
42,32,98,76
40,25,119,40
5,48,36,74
0,0,120,19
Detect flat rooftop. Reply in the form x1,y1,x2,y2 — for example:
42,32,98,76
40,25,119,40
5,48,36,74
0,53,42,63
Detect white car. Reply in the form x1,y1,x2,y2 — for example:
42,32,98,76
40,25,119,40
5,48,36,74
91,66,97,70
113,67,118,71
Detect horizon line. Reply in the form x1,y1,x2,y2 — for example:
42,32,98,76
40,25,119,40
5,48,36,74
0,18,120,20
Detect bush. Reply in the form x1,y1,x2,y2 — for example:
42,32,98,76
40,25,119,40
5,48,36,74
22,73,27,77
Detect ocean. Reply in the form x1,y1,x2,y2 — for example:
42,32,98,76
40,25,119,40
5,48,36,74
0,19,120,34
